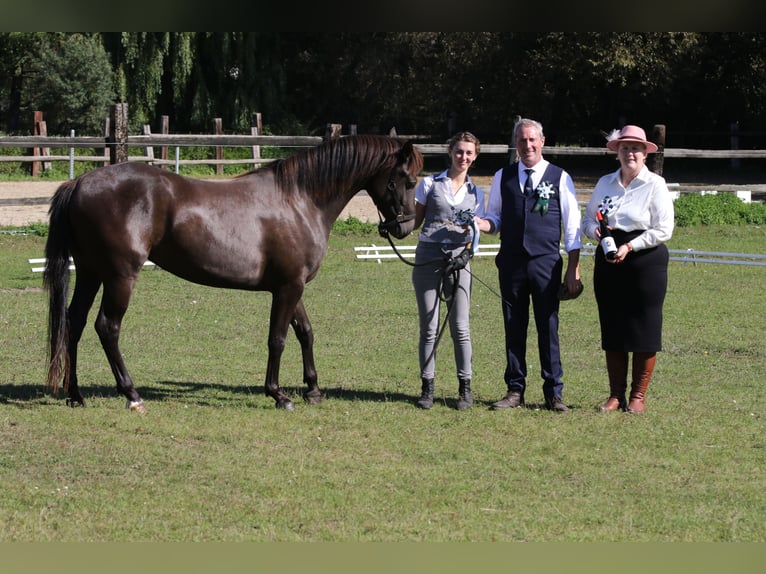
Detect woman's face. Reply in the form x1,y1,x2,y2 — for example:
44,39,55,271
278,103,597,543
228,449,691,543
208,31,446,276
617,142,646,171
449,141,477,173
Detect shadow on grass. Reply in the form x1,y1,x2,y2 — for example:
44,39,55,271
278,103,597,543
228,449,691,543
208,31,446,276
0,380,419,409
1,380,583,412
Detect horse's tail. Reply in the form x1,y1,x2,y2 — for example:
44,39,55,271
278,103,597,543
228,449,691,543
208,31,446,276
43,178,79,395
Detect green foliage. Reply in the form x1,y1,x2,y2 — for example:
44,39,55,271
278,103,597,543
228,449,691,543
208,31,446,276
20,223,47,237
673,193,766,226
4,32,766,141
0,148,24,176
27,34,115,135
331,216,378,236
160,146,294,178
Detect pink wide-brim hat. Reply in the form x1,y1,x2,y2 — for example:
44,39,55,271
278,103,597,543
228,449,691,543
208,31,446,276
606,125,659,153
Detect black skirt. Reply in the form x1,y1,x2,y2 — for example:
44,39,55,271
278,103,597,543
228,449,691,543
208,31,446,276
593,229,669,352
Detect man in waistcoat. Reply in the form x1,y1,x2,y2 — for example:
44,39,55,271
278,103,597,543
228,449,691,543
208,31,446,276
478,118,582,412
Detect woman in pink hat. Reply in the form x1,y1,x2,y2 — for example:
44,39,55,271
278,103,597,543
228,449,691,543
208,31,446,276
582,125,675,413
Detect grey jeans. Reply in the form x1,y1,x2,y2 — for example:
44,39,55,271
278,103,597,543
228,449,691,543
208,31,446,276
411,242,473,381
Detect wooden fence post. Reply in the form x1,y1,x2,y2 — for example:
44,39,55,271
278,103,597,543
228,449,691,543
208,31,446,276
650,124,666,176
31,113,41,177
325,123,342,141
108,103,129,164
102,117,110,166
214,118,223,176
730,121,740,170
143,124,154,165
161,115,169,168
508,114,521,164
32,111,50,176
251,112,262,170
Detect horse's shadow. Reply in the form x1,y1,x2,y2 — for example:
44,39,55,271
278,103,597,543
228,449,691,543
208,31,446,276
1,382,578,411
0,380,418,409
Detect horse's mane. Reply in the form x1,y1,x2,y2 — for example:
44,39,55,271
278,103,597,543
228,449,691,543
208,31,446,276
239,135,417,202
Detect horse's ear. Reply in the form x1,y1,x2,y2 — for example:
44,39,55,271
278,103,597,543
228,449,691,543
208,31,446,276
399,140,414,161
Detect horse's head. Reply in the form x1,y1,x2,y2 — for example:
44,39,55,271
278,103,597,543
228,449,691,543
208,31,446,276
373,140,423,239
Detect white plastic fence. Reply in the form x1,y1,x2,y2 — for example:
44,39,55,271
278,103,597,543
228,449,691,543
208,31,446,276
354,243,766,267
29,257,156,273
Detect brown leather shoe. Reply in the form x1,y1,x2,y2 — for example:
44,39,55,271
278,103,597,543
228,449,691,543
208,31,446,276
598,396,625,412
490,391,524,410
545,396,570,413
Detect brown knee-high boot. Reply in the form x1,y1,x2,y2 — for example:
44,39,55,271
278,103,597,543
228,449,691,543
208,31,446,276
599,351,629,412
628,352,656,414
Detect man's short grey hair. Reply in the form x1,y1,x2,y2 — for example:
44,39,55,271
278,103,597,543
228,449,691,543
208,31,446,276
512,118,545,143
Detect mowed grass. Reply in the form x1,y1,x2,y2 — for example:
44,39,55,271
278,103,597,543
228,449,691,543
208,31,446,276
0,224,764,541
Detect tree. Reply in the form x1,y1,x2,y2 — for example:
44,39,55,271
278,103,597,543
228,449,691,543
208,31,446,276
182,32,288,133
4,32,766,147
27,33,115,135
103,32,196,131
0,32,46,133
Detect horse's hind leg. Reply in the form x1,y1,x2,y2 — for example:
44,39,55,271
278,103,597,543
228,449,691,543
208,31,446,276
65,272,102,407
95,275,145,413
291,299,321,404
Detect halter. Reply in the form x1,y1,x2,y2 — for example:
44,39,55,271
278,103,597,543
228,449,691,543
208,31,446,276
377,163,415,237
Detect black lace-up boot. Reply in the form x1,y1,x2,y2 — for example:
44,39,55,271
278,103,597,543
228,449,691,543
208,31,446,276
416,378,434,409
456,378,473,410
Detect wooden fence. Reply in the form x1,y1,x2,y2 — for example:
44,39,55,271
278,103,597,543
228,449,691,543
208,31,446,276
2,106,766,178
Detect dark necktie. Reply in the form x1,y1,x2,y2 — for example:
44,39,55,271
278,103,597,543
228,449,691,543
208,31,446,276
523,168,535,196
521,168,534,254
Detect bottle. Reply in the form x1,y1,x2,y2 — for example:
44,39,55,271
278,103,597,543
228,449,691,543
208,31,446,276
596,211,618,261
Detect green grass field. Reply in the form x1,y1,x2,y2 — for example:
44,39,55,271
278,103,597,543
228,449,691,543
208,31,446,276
0,224,764,541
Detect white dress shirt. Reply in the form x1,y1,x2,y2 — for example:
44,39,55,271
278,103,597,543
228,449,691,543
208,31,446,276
484,159,582,253
582,165,674,252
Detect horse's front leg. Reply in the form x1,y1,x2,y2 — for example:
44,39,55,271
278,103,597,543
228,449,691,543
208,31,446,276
265,286,304,410
291,299,321,404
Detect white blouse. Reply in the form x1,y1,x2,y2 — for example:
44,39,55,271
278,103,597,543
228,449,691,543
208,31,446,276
582,165,674,252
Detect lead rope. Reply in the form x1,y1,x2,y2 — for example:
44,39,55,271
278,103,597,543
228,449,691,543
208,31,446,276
377,208,472,373
378,206,515,387
379,208,511,301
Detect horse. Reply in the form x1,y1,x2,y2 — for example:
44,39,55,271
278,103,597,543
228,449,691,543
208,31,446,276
44,135,423,412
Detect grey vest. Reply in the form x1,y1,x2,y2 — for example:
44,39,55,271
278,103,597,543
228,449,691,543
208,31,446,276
419,176,478,245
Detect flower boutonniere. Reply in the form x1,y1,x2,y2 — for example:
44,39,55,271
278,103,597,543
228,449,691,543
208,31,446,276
598,196,615,216
532,181,556,216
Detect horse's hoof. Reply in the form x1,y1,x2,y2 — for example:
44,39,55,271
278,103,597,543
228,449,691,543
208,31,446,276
305,391,323,405
65,398,86,408
276,399,294,411
126,399,147,414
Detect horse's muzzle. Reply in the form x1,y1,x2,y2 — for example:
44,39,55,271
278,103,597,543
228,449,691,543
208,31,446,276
378,215,415,239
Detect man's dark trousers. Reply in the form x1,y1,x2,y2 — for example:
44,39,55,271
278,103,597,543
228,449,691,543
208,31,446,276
497,251,564,400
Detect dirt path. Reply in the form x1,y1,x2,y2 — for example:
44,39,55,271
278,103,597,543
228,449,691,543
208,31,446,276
0,181,61,226
0,176,499,227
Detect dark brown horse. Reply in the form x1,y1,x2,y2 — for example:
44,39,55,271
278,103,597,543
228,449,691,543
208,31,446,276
44,135,423,412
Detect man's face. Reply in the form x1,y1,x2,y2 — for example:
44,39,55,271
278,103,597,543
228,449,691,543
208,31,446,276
516,125,544,168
